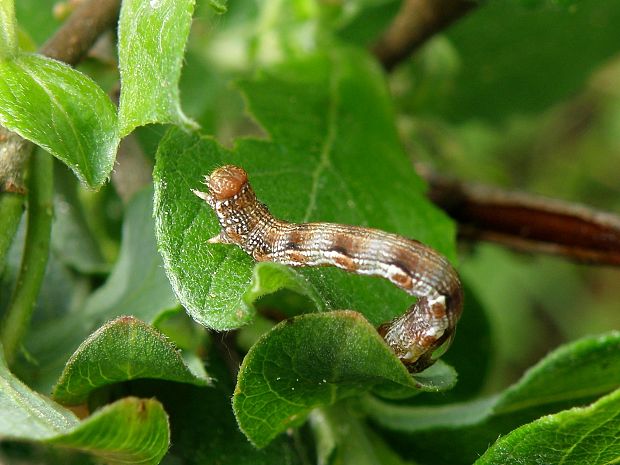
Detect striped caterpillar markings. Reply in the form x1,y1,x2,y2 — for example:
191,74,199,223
193,165,464,372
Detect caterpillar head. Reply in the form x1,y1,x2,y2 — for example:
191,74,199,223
193,165,261,249
192,165,249,207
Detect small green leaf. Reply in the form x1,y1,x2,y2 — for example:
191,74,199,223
475,388,620,465
52,316,209,405
363,331,620,464
118,0,196,136
154,48,456,330
47,397,170,465
244,262,325,312
0,348,169,464
23,188,178,391
0,53,118,188
233,311,456,447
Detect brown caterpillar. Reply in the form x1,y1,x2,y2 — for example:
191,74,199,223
193,165,463,372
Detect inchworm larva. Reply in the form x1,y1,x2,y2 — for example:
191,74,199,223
193,165,464,372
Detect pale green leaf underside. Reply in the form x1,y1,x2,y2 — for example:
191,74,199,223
52,316,209,405
364,331,620,433
0,346,78,440
118,0,196,136
476,388,620,465
0,53,118,188
311,403,415,465
358,332,620,464
154,48,456,331
233,311,456,448
0,349,169,465
47,397,170,465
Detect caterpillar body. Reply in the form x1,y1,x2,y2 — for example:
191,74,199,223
193,165,463,372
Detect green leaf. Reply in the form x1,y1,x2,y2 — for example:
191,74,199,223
475,388,620,465
363,331,620,465
495,332,620,412
0,53,118,188
80,188,178,320
154,48,456,330
22,187,178,392
51,163,108,274
233,311,456,448
244,262,325,312
0,348,169,464
52,316,209,405
46,397,170,465
117,0,196,136
0,343,79,440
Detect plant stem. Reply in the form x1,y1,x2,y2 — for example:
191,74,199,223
0,193,25,274
1,150,53,366
0,0,18,59
40,0,120,65
372,0,476,70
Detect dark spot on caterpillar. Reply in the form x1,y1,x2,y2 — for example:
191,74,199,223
328,245,348,255
284,230,305,250
388,260,410,276
330,235,355,253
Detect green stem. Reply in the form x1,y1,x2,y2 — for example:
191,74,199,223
0,193,25,274
0,0,18,59
1,151,53,366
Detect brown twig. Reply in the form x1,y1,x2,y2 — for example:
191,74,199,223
0,127,31,193
40,0,120,66
422,168,620,266
372,0,477,70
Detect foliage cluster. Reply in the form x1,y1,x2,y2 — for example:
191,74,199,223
1,0,620,464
